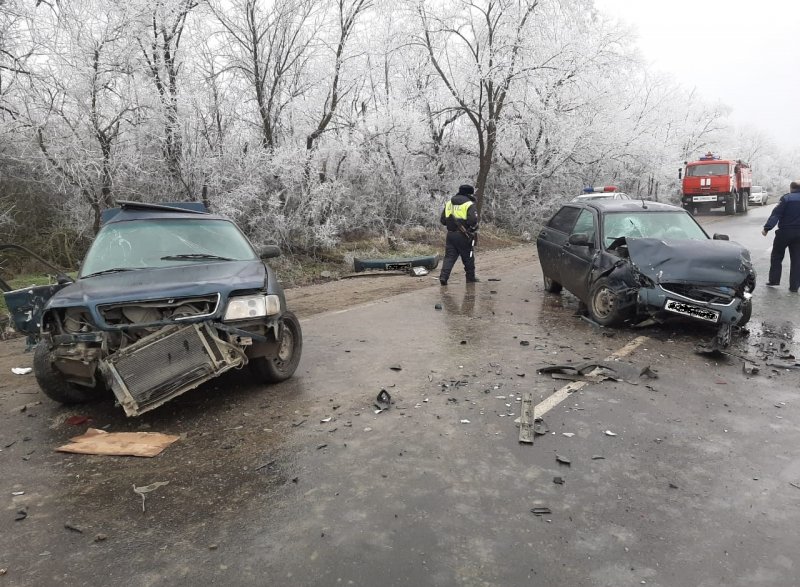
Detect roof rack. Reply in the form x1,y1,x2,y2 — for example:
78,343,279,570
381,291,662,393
117,201,209,214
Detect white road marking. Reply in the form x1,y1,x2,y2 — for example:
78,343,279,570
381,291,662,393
534,335,649,418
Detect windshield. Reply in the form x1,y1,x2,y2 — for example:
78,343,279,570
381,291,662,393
602,211,708,247
80,218,257,277
686,163,729,177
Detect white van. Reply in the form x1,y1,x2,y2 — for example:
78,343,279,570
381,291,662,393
749,186,769,206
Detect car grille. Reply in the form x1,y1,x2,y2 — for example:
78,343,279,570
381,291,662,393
98,294,220,326
101,322,243,416
660,283,736,304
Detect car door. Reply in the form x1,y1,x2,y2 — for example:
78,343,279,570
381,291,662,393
537,206,582,284
558,208,598,301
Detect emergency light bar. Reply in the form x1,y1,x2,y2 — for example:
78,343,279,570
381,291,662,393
699,152,721,161
582,186,618,193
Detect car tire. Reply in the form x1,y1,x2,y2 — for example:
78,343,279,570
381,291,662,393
739,192,748,214
250,312,303,383
737,298,752,327
725,193,737,215
33,341,103,404
543,274,562,294
588,278,626,327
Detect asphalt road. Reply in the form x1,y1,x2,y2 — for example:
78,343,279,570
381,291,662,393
2,208,799,587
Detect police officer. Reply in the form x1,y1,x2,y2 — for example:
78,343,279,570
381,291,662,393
762,180,800,292
439,184,480,285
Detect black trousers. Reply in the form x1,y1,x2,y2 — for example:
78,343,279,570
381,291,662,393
439,231,475,282
768,227,800,290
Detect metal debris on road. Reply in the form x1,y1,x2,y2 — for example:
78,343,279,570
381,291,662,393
604,430,617,437
530,507,552,516
533,419,549,436
133,481,169,513
555,454,571,466
562,432,575,437
518,393,534,444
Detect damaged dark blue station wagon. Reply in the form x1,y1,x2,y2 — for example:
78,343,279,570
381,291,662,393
3,202,302,416
537,200,755,342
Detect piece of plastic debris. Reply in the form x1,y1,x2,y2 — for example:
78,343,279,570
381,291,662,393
65,415,90,426
555,454,571,465
530,507,552,516
320,417,332,423
562,432,575,438
12,367,32,375
11,491,24,496
460,419,470,424
591,455,605,460
375,389,391,410
520,340,530,346
669,482,679,489
133,481,169,512
363,427,373,432
604,430,617,436
15,509,27,521
64,522,83,533
533,419,549,436
553,476,565,485
434,303,443,310
389,365,403,371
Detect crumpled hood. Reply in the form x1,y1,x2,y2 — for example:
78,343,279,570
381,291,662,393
48,260,268,309
625,238,753,287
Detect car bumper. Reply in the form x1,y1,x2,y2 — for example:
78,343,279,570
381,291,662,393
637,285,746,325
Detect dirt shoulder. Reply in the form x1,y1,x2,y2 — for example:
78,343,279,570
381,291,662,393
284,244,536,318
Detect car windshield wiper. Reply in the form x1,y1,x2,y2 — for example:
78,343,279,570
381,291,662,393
82,268,135,278
160,253,235,261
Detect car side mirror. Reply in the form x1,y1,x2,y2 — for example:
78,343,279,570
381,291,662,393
568,233,593,247
259,245,282,259
712,233,729,241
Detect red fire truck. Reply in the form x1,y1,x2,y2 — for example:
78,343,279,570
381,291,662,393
679,152,752,215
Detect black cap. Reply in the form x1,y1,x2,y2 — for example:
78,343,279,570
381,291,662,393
457,184,475,196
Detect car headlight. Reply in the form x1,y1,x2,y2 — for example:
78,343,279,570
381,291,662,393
224,295,281,321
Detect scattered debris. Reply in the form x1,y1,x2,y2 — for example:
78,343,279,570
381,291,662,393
56,428,179,458
518,393,534,444
375,389,392,410
316,444,327,450
320,417,332,423
15,508,27,521
538,361,657,384
94,534,108,542
591,455,605,460
562,432,575,438
460,419,470,424
133,481,169,513
533,419,549,436
604,430,617,437
520,340,530,346
389,364,403,371
790,482,800,490
434,303,442,310
64,522,84,533
488,278,501,282
530,507,552,516
668,483,679,489
553,476,565,485
11,491,24,496
11,367,32,375
555,454,571,466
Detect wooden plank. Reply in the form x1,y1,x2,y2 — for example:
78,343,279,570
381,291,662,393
519,392,534,444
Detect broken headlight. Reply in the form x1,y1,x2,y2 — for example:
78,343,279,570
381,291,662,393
224,294,281,321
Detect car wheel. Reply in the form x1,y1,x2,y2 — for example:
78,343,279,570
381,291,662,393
33,341,103,404
737,298,752,327
543,274,562,294
588,278,626,327
250,311,303,383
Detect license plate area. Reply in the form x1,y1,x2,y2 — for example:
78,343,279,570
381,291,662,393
693,195,717,202
664,299,720,323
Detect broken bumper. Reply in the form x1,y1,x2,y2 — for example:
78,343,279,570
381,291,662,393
637,286,746,325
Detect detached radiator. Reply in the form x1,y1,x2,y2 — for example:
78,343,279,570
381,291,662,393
101,323,244,417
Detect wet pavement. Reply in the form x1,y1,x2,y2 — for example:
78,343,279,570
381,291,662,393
2,212,800,586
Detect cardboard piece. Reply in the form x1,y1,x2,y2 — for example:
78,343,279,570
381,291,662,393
56,428,179,457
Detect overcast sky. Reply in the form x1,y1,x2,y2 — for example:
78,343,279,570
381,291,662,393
594,0,800,151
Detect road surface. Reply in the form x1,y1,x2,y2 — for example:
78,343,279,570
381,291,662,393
1,208,799,587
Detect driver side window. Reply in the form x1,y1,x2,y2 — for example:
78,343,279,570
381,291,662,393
571,209,596,244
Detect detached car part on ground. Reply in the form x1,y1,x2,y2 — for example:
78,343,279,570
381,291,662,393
1,202,302,417
537,201,755,347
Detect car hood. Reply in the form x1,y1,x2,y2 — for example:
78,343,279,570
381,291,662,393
625,238,753,287
48,260,268,309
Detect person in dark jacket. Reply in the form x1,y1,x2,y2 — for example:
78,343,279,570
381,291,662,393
438,184,480,285
762,180,800,292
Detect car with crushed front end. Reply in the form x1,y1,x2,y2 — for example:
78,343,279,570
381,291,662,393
1,201,302,417
536,200,755,345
